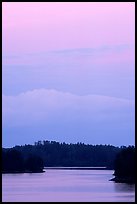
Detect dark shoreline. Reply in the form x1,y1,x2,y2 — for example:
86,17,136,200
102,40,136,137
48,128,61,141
2,167,109,173
2,170,45,174
110,177,135,184
45,167,108,170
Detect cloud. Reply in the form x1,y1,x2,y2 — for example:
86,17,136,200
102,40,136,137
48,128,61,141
3,44,134,66
2,44,135,100
2,89,135,146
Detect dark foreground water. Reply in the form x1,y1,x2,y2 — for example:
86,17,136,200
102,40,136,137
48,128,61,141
2,169,135,202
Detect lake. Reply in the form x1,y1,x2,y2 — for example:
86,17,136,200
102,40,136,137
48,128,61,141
2,169,135,202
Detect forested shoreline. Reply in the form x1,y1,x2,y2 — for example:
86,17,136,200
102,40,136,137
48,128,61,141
110,146,135,183
2,148,44,173
2,140,135,183
2,140,134,169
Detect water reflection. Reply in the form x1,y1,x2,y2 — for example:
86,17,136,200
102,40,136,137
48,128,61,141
2,170,135,202
113,182,135,192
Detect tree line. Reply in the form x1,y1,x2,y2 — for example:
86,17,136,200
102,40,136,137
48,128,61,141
3,140,131,169
2,141,135,183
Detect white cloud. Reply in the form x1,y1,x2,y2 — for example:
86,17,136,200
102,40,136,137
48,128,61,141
2,89,134,146
2,89,134,126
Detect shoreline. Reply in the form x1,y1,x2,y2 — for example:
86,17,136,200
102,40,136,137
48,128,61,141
44,167,108,170
2,170,45,174
2,167,110,173
110,177,135,184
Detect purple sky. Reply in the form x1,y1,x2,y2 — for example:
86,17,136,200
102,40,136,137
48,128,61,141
2,2,135,147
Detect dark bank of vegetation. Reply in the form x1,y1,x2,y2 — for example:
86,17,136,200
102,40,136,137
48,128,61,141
2,140,133,170
110,146,135,184
2,141,135,183
2,149,44,173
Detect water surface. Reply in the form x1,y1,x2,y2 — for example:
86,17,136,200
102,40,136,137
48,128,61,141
2,169,135,202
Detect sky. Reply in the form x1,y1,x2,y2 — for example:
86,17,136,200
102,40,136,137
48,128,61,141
2,2,135,147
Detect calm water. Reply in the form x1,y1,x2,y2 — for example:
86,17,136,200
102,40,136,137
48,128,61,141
2,169,135,202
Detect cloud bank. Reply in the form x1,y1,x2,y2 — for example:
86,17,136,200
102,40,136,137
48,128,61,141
2,89,135,147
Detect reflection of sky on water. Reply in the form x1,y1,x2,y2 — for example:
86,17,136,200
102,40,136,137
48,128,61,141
2,170,135,202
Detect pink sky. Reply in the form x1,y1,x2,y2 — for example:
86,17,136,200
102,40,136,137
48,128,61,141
2,2,135,55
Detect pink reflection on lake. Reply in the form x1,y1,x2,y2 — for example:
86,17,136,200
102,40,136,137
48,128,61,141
2,170,135,202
